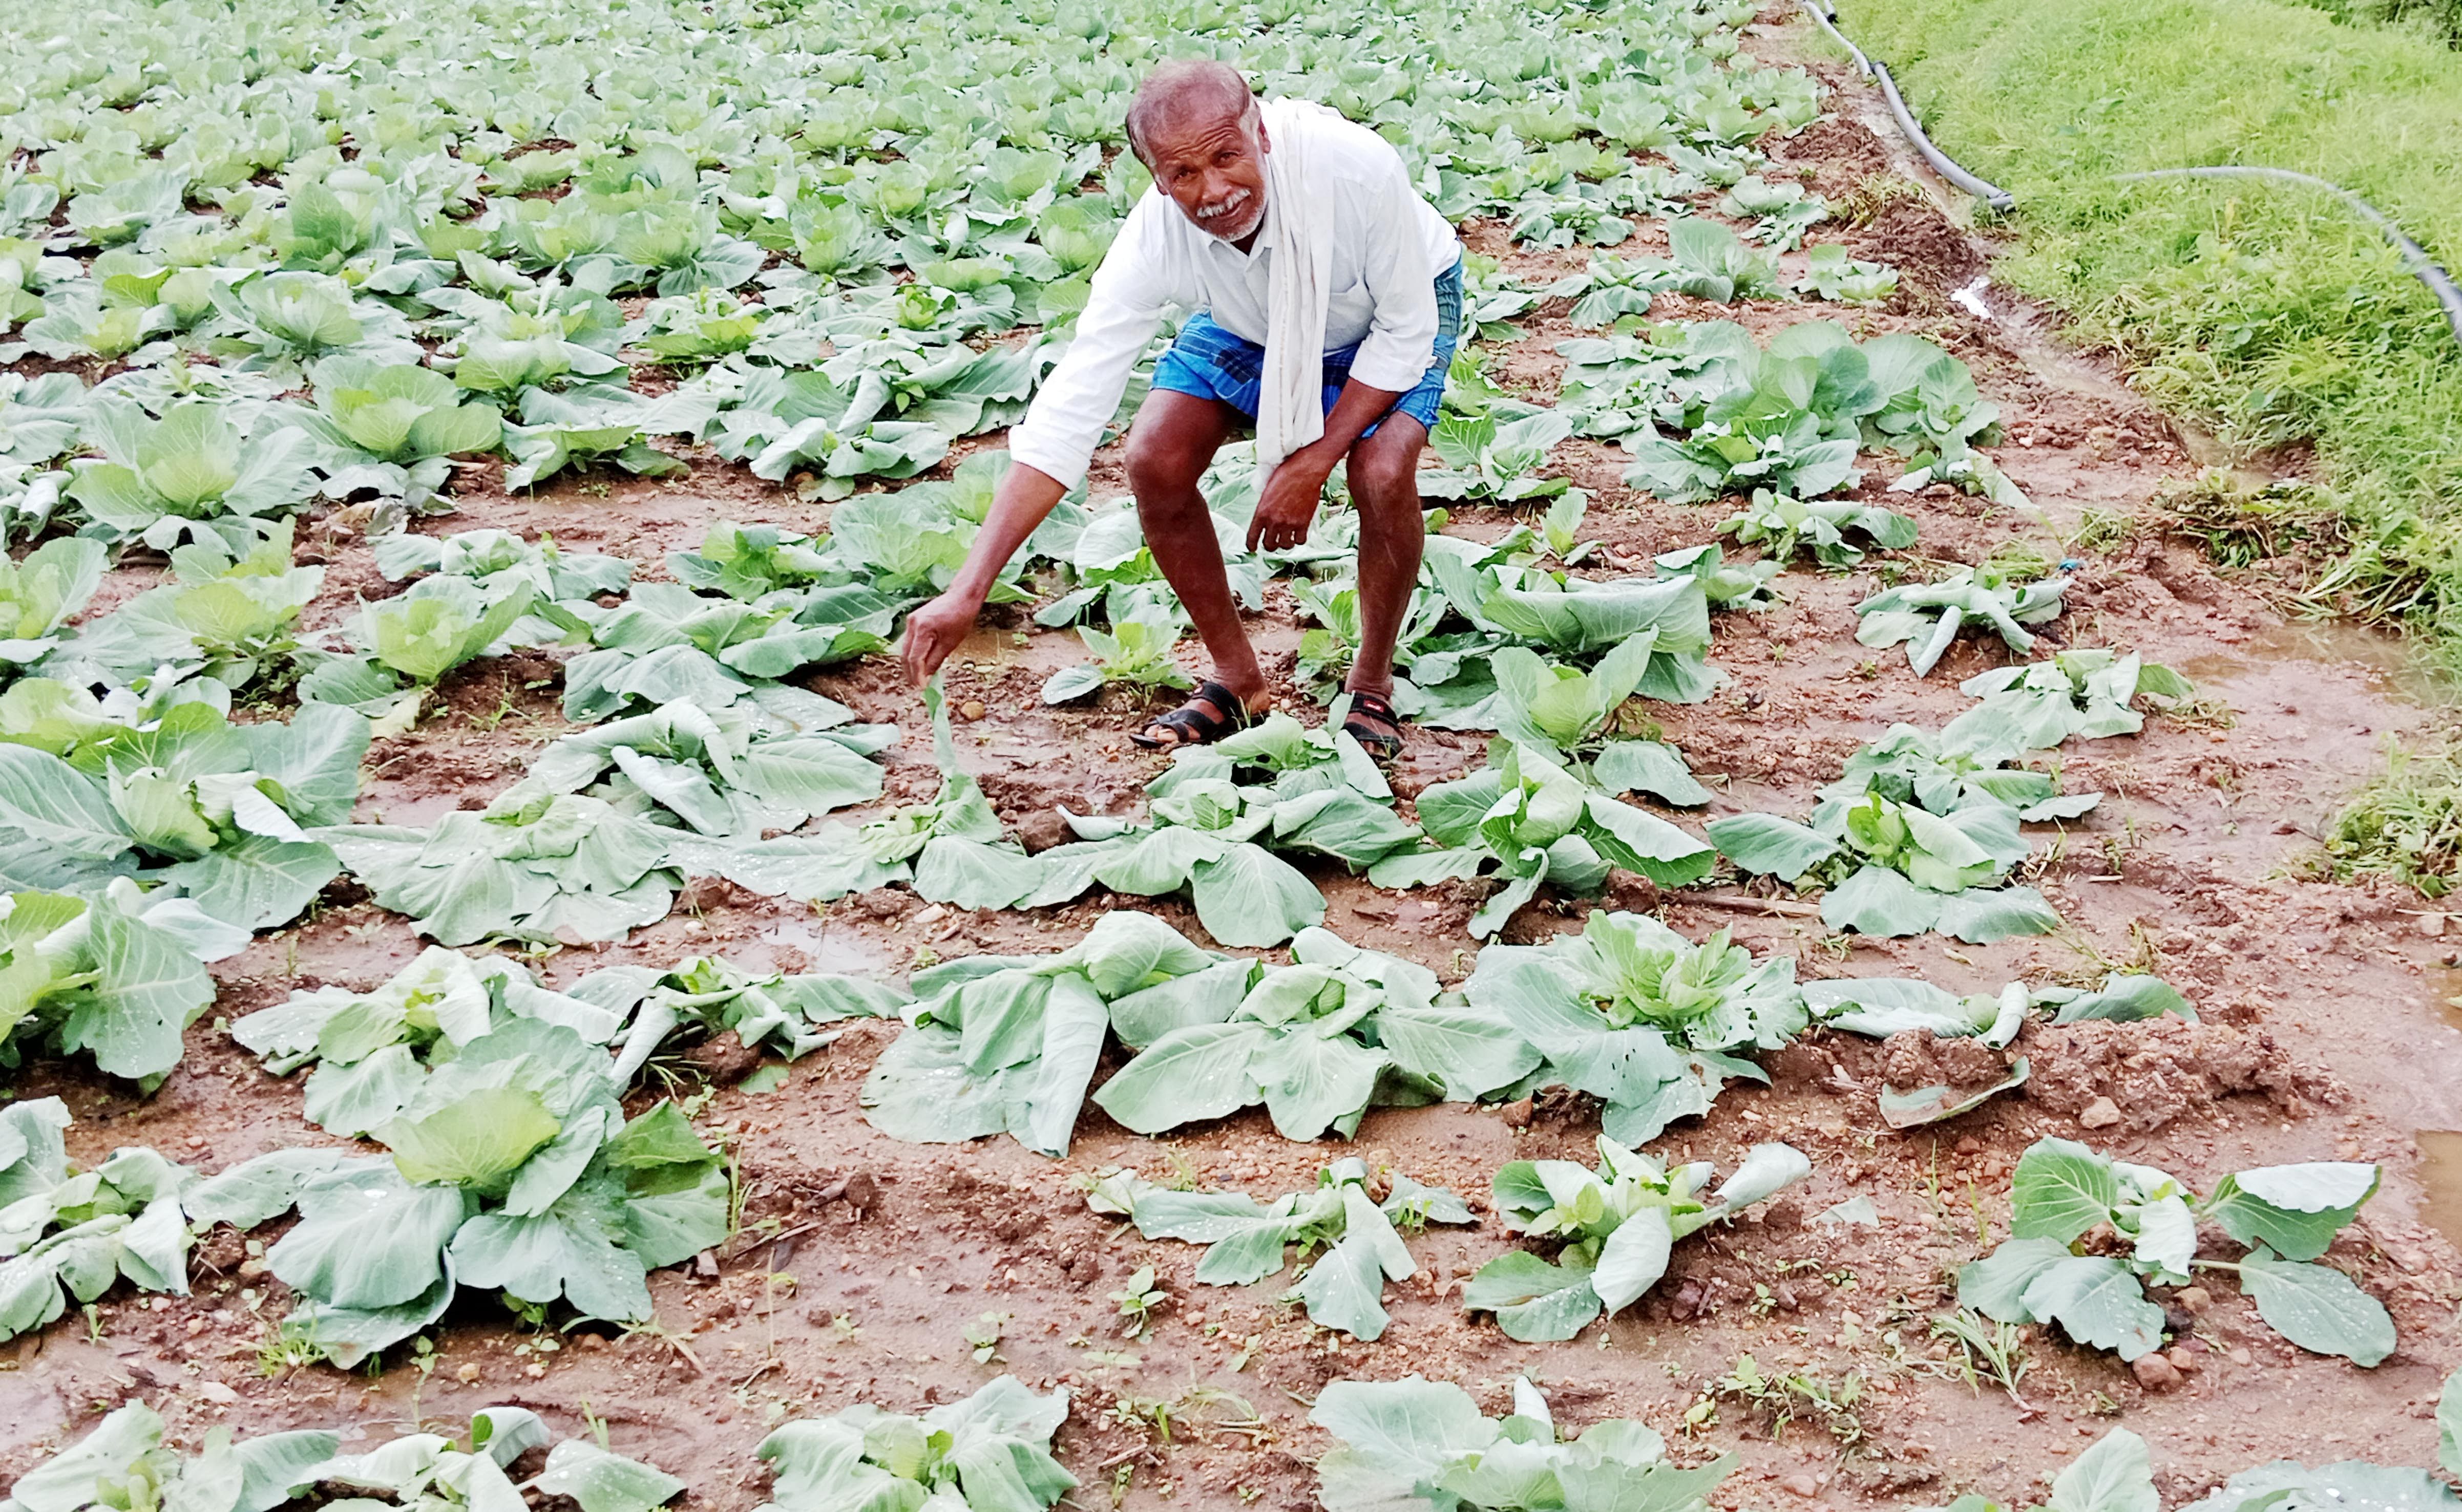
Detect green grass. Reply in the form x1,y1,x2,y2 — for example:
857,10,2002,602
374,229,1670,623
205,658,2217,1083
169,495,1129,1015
2298,0,2462,49
1827,0,2462,652
2314,741,2462,894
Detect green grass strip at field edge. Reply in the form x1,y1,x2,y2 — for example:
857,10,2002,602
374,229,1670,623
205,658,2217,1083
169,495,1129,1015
1809,0,2461,305
2113,166,2462,346
1824,0,2462,651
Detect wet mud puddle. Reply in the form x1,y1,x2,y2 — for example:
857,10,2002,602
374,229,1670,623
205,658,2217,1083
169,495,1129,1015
2418,1131,2462,1253
2175,619,2455,710
2416,971,2462,1253
2185,620,2462,1255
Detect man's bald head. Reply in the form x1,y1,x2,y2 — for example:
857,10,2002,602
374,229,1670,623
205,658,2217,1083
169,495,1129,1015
1124,59,1257,168
1125,60,1272,242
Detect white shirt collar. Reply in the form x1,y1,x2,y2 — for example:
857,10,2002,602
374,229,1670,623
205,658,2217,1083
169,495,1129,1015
1250,196,1279,255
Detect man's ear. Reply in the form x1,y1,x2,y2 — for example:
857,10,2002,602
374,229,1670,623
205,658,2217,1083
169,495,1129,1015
1254,116,1271,155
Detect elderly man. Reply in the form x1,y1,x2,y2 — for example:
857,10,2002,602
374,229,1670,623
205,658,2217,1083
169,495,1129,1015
898,59,1462,756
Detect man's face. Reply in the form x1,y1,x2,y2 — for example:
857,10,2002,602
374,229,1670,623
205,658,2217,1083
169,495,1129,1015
1142,105,1270,244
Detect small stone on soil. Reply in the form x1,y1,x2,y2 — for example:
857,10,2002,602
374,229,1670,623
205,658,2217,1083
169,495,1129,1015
2132,1353,2183,1391
1013,810,1072,854
1605,875,1661,912
684,1034,764,1085
2079,1096,2124,1129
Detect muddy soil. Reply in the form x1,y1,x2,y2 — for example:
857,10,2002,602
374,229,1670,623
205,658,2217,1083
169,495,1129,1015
5,12,2460,1512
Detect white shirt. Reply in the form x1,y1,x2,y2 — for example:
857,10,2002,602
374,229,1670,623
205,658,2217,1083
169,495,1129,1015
1007,109,1461,489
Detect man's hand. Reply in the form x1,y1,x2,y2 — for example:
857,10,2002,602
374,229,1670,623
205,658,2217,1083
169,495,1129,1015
899,588,983,686
1246,456,1332,555
895,459,1070,685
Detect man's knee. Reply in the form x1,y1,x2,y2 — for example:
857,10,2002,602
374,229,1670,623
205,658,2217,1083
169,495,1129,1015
1124,421,1214,504
1348,430,1425,510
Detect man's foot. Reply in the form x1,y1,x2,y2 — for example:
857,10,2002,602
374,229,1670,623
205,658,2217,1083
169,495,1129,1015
1131,679,1267,749
1340,689,1405,760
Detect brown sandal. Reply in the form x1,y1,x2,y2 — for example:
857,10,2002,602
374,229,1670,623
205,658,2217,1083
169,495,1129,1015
1131,680,1257,749
1341,689,1405,760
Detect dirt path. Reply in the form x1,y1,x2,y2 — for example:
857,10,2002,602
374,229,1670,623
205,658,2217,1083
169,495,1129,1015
6,15,2459,1510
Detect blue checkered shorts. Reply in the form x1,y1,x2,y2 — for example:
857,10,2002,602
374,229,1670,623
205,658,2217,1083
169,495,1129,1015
1150,256,1463,435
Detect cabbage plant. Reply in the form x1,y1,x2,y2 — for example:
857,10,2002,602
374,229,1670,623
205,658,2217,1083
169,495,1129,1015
188,1026,730,1366
0,697,368,933
1466,1137,1810,1340
294,358,503,511
752,1378,1072,1512
0,538,104,686
1312,1376,1739,1512
0,1099,194,1345
1090,1159,1475,1340
68,398,320,552
0,891,217,1085
1963,1139,2391,1367
1370,743,1714,936
32,524,320,701
1855,563,2067,677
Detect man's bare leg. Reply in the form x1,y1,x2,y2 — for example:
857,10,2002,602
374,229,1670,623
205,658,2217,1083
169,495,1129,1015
1123,390,1271,738
1344,416,1429,709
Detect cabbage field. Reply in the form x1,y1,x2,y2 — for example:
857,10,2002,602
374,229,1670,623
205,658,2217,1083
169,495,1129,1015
1,0,2459,1507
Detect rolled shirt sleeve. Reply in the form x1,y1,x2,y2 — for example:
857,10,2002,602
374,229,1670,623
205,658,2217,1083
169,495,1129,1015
1342,150,1442,393
1005,199,1173,489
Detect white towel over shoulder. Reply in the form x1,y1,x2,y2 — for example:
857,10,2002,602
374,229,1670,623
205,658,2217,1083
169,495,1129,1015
1251,97,1344,475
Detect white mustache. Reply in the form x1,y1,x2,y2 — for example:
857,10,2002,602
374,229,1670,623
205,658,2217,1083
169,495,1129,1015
1195,188,1253,221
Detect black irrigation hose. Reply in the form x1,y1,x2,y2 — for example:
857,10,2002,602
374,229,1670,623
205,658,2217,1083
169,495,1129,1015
1798,0,2014,212
1802,0,2009,210
1797,1,2462,356
1799,0,1871,75
1871,63,2016,214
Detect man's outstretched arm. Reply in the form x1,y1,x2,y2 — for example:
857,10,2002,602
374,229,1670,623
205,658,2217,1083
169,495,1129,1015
904,201,1175,685
898,461,1070,684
